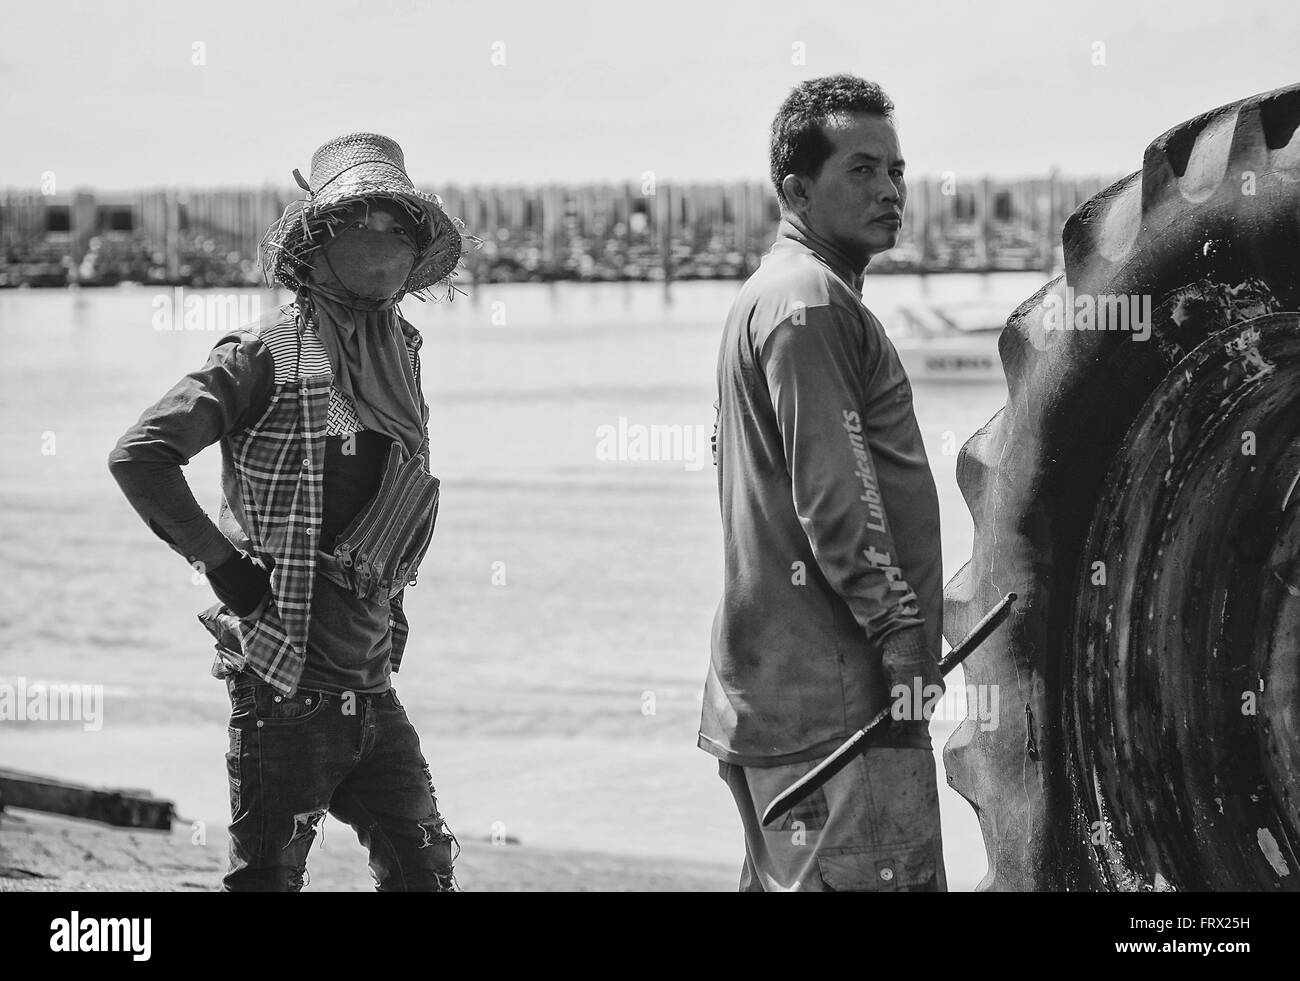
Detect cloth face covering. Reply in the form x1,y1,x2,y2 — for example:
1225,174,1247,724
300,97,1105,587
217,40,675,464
317,227,417,300
305,223,426,459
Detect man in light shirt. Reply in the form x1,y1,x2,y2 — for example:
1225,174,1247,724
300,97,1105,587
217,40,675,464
701,75,947,891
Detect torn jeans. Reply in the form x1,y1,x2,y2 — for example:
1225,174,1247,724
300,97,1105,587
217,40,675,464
222,672,458,891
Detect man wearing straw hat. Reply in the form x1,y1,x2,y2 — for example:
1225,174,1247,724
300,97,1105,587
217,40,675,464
109,133,472,891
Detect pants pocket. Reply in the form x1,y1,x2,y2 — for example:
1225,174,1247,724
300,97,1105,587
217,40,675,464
254,684,330,725
816,840,940,891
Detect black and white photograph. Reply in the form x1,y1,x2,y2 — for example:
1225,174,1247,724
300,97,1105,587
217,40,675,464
0,0,1296,952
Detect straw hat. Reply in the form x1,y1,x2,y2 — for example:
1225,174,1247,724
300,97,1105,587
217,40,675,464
260,132,467,297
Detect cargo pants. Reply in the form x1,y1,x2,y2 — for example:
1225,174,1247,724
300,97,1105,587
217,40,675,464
719,745,947,892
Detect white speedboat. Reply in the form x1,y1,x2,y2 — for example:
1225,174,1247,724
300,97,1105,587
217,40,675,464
889,299,1007,383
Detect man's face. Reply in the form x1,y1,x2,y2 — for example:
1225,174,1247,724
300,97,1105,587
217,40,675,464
791,112,906,268
340,199,421,239
310,198,422,298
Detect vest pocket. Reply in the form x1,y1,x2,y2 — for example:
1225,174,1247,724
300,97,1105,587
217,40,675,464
386,475,439,595
332,445,440,601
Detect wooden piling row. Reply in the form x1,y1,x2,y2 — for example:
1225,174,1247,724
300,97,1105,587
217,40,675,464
0,175,1124,280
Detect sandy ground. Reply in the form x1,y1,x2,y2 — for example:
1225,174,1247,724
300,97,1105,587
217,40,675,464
0,714,990,891
0,808,737,892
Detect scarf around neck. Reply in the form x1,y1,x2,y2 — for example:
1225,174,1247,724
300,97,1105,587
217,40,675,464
299,275,426,461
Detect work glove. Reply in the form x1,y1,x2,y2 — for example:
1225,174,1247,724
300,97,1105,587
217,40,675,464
206,549,272,620
881,627,945,748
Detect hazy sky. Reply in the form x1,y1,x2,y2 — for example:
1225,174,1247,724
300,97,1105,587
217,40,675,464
2,0,1296,188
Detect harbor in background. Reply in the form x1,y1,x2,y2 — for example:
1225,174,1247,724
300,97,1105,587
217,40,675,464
0,173,1116,288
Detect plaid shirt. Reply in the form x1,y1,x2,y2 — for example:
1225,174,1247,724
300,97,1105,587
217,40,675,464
118,301,429,696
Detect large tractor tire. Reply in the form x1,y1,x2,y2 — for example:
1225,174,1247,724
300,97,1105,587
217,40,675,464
944,83,1300,890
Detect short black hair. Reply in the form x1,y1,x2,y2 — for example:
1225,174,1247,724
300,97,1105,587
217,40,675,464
769,75,895,208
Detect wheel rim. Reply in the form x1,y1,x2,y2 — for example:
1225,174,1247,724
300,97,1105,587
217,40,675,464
1069,312,1300,890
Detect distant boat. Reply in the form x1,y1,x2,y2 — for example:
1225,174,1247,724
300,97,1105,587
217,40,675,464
889,299,1007,383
